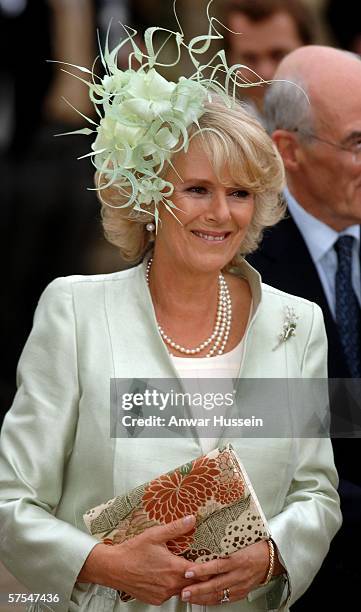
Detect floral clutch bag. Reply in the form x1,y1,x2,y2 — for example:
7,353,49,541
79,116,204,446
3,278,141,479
83,444,269,602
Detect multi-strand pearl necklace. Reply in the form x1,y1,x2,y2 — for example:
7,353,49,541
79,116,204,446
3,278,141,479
146,258,232,357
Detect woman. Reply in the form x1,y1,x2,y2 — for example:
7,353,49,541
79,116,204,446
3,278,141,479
0,20,340,612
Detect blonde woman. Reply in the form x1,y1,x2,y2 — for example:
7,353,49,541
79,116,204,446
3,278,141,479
0,18,341,612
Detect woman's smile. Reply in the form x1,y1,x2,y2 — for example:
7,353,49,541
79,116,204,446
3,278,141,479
190,230,232,243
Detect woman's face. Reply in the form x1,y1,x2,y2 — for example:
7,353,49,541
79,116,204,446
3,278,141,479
153,141,255,274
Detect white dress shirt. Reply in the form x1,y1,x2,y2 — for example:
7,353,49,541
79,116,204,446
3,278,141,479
285,187,361,318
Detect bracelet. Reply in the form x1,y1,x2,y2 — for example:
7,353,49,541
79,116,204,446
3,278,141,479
260,539,275,586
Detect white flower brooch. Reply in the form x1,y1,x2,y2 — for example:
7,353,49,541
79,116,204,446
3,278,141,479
273,306,298,351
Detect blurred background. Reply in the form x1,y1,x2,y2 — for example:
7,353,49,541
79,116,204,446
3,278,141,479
0,0,359,604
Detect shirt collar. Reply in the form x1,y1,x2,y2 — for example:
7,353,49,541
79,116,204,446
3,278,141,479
284,187,360,261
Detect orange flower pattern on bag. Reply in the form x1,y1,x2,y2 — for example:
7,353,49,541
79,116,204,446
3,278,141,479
142,456,220,522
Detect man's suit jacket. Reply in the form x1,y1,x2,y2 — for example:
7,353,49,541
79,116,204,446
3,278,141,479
247,212,361,468
248,212,354,378
0,258,340,612
247,211,361,608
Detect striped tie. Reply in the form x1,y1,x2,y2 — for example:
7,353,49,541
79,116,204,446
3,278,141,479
335,236,361,378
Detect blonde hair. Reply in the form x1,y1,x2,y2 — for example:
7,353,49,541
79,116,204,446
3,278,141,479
98,97,285,265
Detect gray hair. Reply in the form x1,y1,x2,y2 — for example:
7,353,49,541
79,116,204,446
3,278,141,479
263,78,315,139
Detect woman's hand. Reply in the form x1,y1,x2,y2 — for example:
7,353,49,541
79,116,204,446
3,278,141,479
78,515,198,605
180,540,282,606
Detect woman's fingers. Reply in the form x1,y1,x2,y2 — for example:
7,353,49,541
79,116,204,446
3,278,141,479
183,541,269,582
181,568,241,601
181,542,271,603
184,555,233,580
146,514,196,544
182,585,248,606
98,517,199,604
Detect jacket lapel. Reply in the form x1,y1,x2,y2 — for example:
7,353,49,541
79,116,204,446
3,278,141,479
104,261,201,488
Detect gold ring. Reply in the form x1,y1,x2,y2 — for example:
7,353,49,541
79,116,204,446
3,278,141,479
220,588,230,603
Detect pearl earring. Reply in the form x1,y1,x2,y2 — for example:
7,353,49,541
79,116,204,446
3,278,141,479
146,222,155,232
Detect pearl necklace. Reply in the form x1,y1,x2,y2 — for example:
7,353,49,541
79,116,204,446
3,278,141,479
146,258,232,357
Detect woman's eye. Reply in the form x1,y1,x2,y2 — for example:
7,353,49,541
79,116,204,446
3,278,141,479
187,186,207,194
232,189,250,198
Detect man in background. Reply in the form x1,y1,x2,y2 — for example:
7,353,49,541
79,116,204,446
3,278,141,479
223,0,316,112
248,45,361,609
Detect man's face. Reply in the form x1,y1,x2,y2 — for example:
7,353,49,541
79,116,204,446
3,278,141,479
227,11,303,106
293,102,361,231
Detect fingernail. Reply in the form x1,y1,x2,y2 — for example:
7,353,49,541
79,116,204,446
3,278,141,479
182,591,191,601
185,571,194,579
183,515,194,525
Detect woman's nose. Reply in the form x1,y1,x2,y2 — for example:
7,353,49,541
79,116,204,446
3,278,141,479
206,191,232,224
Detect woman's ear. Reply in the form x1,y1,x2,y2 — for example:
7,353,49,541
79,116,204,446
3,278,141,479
272,130,301,172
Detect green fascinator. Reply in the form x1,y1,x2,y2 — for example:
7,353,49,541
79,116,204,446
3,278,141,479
57,1,262,228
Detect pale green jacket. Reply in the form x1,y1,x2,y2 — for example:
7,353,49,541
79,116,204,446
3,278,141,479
0,259,341,612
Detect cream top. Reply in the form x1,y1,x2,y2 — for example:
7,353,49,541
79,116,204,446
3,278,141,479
170,302,253,454
171,334,245,379
171,342,244,454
